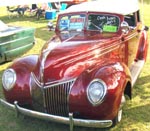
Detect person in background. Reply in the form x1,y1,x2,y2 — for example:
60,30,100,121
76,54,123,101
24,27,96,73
7,5,28,16
17,5,29,15
35,3,50,20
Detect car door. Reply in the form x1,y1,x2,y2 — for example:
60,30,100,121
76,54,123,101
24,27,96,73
123,11,141,68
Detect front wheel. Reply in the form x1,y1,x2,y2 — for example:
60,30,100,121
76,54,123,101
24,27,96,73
113,108,122,126
112,95,126,126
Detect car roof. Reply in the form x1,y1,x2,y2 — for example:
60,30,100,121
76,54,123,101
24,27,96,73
60,0,139,15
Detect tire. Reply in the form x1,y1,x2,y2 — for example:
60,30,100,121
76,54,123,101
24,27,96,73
113,108,122,126
112,95,126,126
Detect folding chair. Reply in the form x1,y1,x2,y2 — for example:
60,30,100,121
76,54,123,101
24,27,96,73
59,3,67,11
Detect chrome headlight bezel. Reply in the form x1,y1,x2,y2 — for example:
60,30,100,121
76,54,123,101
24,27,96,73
2,68,16,91
87,79,107,106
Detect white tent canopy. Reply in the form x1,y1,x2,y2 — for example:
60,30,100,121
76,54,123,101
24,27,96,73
0,0,73,7
62,0,139,15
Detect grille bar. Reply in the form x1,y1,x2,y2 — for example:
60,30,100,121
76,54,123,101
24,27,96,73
44,80,74,116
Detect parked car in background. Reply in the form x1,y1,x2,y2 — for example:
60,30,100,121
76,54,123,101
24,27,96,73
0,0,149,130
0,20,35,64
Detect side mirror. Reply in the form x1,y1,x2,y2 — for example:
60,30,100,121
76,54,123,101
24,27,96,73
121,21,130,34
47,21,55,31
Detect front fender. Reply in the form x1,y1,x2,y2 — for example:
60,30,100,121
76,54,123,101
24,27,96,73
3,55,38,105
69,62,131,120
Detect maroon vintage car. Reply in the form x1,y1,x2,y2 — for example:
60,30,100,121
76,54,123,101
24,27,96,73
0,0,149,130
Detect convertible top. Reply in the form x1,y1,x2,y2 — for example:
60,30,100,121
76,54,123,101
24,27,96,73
61,0,139,15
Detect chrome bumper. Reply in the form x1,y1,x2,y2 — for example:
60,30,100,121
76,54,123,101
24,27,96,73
0,99,112,131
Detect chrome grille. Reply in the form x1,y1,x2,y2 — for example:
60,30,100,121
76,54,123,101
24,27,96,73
44,80,75,116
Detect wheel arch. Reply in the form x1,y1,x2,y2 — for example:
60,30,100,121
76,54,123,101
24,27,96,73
124,81,132,99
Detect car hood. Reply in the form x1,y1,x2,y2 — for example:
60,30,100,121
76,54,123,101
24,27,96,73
33,31,120,84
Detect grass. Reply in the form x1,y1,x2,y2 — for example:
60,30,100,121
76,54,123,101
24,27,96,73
0,3,150,131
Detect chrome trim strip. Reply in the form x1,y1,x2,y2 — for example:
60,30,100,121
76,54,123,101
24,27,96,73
44,79,76,89
0,27,33,37
0,99,112,131
0,36,31,45
124,31,139,41
54,42,120,67
40,41,61,83
31,72,76,88
4,43,33,54
31,72,43,88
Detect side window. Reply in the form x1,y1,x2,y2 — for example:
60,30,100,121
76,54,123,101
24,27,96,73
124,13,136,27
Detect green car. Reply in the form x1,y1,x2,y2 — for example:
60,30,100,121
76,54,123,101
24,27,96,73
0,21,35,64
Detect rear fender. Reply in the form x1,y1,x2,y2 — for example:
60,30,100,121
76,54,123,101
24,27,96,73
3,55,38,105
136,30,149,61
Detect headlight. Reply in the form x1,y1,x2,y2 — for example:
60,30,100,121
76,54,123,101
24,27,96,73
2,69,16,91
87,79,107,106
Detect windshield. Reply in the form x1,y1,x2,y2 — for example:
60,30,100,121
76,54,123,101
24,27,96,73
58,13,120,33
58,14,86,31
87,14,120,32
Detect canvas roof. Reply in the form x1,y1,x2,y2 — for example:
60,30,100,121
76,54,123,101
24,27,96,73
61,0,139,15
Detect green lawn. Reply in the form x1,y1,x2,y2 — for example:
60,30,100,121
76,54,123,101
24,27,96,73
0,3,150,131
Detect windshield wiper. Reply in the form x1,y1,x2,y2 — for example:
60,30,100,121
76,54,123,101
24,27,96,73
91,22,103,32
60,27,68,32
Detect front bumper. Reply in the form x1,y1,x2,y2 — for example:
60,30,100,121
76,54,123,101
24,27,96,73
0,99,112,131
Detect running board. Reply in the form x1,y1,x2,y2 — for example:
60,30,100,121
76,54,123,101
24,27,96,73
129,60,145,86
